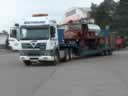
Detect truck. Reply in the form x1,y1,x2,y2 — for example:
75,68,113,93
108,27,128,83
19,15,113,66
8,24,20,51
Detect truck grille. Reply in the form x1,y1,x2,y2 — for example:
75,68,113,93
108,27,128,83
22,43,46,50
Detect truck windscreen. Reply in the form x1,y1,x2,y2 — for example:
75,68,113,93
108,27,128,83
20,27,49,40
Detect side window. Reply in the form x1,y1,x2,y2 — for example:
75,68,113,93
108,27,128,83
10,29,17,38
50,26,56,38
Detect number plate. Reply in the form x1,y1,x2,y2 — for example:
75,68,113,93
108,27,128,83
30,58,38,62
43,57,48,60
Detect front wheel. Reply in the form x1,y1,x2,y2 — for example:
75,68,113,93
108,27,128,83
53,51,60,65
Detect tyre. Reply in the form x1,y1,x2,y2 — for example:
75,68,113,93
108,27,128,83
108,50,112,55
69,49,73,60
63,49,70,62
23,61,32,66
101,50,107,56
53,50,60,65
104,50,108,56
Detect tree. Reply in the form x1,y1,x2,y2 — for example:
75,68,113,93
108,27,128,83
91,0,117,29
112,0,128,37
90,3,98,19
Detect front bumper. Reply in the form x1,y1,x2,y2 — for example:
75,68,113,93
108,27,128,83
20,56,55,62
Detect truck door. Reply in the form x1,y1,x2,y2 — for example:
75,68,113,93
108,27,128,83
49,26,59,48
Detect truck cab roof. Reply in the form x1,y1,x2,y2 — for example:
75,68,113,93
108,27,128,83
21,17,57,26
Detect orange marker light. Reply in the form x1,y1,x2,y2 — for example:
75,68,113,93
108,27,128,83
32,14,48,17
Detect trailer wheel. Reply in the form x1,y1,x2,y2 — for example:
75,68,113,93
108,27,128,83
69,49,73,60
24,61,32,66
64,49,70,62
101,50,107,56
104,50,108,56
108,50,112,55
105,50,112,56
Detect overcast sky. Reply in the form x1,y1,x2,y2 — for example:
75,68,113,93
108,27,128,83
0,0,119,31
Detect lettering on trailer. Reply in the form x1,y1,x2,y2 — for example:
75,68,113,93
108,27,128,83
24,21,46,25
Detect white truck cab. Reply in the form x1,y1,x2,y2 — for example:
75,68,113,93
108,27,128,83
19,16,60,65
8,24,21,51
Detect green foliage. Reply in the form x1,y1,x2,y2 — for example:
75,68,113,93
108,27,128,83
91,0,117,29
112,0,128,36
91,0,128,38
